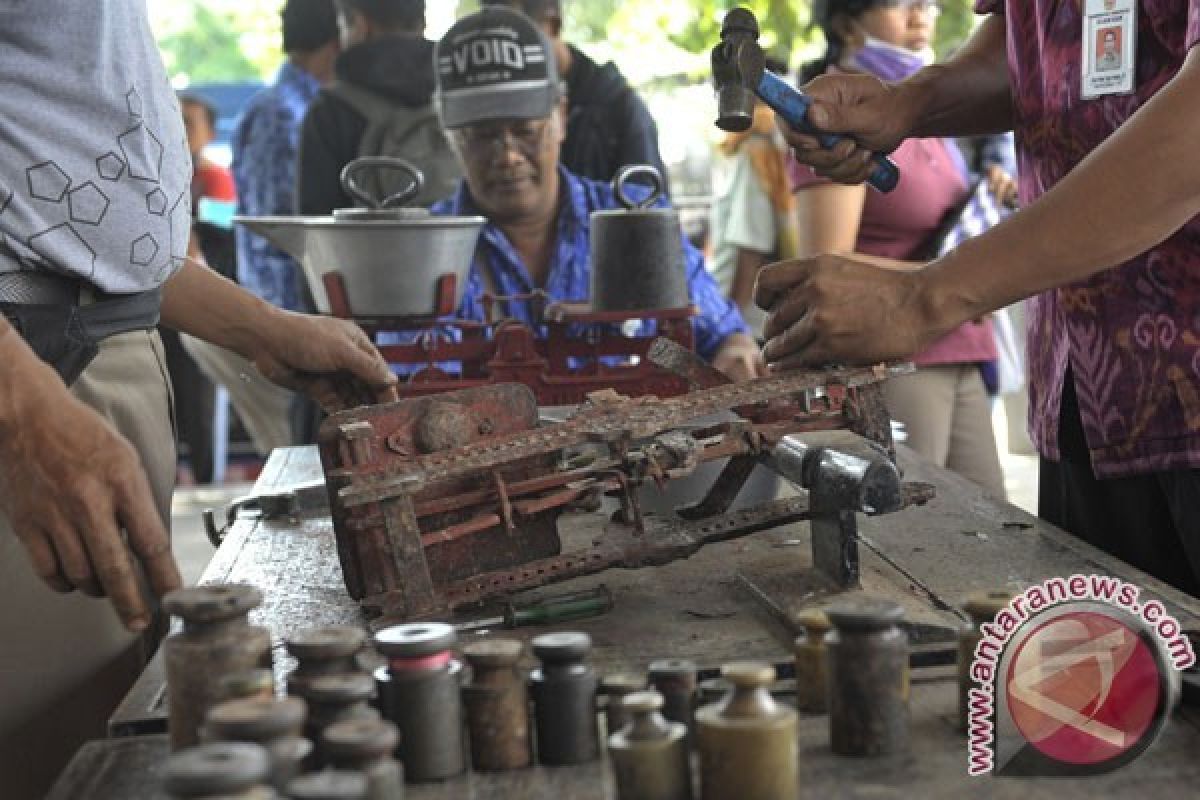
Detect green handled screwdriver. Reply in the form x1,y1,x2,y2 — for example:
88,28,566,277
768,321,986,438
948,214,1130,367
456,586,614,633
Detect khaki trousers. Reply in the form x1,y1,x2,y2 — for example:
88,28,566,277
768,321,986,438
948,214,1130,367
0,330,176,799
180,334,294,455
884,364,1007,499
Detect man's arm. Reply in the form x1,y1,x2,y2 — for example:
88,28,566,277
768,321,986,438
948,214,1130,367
0,318,180,630
757,48,1200,368
786,14,1012,185
160,258,397,411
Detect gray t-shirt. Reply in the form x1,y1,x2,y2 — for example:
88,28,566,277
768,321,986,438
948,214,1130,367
0,0,191,293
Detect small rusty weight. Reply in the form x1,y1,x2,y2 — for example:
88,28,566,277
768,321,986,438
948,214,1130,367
608,691,692,800
164,584,273,750
163,741,273,799
826,597,910,756
601,672,647,737
793,608,832,714
530,631,600,765
374,622,466,782
296,673,379,764
287,769,369,800
959,590,1013,731
462,638,531,771
323,717,405,800
695,662,797,800
204,696,311,790
647,659,697,737
286,626,369,697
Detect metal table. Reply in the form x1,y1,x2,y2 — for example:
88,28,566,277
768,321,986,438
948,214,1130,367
53,446,1200,799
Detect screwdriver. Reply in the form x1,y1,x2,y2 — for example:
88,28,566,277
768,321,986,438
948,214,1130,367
455,586,614,633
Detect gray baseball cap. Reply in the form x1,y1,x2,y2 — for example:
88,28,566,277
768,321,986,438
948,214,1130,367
433,7,562,129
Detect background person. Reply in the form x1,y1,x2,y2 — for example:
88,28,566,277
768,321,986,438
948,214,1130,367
790,0,1005,498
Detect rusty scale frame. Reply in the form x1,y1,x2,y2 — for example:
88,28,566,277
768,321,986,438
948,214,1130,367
318,339,932,620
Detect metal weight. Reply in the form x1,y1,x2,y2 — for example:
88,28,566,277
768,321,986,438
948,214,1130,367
647,659,697,736
164,585,273,750
793,609,832,714
323,717,405,800
530,632,600,765
695,662,798,800
462,638,531,771
287,770,369,800
601,672,647,737
374,623,466,782
204,697,311,790
163,742,273,799
826,598,910,756
298,673,380,764
608,691,692,800
286,626,369,697
590,165,690,312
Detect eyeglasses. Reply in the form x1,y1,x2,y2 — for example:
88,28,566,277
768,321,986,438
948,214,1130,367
881,0,942,16
453,119,553,159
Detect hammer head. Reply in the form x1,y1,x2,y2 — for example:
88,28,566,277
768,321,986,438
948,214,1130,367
711,7,767,133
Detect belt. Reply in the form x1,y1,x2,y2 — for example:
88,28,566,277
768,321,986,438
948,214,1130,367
0,271,162,342
0,271,104,305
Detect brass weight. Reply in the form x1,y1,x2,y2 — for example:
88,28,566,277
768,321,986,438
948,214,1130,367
608,690,692,800
793,608,832,714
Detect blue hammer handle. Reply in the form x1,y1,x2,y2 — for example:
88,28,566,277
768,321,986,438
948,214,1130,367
757,71,900,193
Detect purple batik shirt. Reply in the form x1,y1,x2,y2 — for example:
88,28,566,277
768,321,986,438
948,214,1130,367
977,0,1200,478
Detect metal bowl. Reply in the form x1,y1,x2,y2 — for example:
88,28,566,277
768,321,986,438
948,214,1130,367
236,214,484,319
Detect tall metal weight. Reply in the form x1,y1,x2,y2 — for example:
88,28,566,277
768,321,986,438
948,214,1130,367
164,584,273,750
826,598,910,756
324,717,405,800
374,623,466,782
287,626,368,697
462,639,531,771
530,632,599,765
647,659,697,736
696,662,798,800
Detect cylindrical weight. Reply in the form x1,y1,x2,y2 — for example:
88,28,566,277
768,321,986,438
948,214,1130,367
204,696,311,789
608,691,692,800
647,659,696,735
696,662,797,800
959,590,1013,731
530,631,599,765
601,672,646,737
793,608,832,714
374,623,466,782
462,638,531,771
164,584,273,750
287,626,368,696
826,598,910,756
163,742,273,799
324,718,405,800
298,673,379,764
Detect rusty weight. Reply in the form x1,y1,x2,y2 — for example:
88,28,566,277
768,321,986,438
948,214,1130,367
286,626,369,697
462,638,531,771
323,717,405,800
163,742,273,799
204,696,311,790
164,584,273,750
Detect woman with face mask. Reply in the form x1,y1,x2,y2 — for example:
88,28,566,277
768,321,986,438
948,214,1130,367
790,0,1007,499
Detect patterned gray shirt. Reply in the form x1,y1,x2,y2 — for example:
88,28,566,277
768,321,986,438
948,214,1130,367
0,0,191,293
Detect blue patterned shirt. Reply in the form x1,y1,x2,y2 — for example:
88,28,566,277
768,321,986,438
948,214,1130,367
233,62,321,310
424,167,746,361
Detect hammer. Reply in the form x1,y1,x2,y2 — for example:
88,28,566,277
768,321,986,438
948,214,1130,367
712,7,900,193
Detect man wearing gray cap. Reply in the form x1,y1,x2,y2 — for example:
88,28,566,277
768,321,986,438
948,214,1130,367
422,7,762,379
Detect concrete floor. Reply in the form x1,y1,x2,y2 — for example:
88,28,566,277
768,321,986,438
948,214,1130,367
168,402,1042,587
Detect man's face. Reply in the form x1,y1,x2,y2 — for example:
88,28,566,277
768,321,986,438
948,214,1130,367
337,9,369,49
181,101,215,158
450,111,564,223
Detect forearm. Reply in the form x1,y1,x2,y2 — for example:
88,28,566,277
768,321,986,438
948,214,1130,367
905,14,1013,138
0,317,63,437
922,49,1200,326
160,257,282,359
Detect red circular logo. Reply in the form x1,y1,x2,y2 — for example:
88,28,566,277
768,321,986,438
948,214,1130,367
1005,610,1162,766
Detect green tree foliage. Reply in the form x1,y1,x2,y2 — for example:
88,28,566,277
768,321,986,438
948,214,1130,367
152,1,281,83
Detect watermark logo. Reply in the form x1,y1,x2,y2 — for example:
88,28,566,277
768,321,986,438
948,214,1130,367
967,576,1195,777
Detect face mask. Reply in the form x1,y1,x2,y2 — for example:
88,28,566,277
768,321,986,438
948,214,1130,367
843,34,934,82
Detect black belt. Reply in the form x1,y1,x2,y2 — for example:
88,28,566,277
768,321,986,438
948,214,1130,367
0,272,163,384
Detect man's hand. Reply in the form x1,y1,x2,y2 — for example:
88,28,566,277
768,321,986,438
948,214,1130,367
712,332,767,382
245,311,399,413
783,74,920,186
755,255,951,369
0,334,181,631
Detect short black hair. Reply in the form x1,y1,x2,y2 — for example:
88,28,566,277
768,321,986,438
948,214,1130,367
282,0,339,53
178,93,217,129
480,0,562,22
335,0,425,30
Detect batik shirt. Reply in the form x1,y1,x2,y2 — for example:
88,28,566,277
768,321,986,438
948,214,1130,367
977,0,1200,478
428,167,747,361
233,62,321,310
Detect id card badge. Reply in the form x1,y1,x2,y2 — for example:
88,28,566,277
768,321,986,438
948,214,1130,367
1082,0,1137,99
